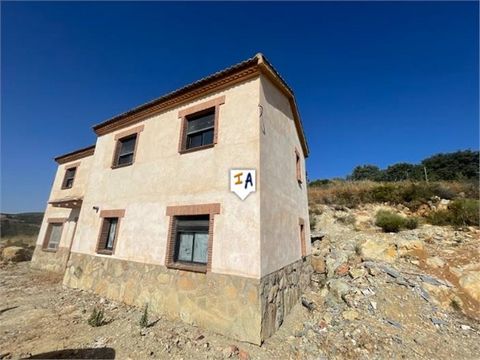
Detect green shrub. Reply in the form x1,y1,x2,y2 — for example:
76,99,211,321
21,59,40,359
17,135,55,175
139,304,149,328
370,184,400,203
435,185,457,200
375,210,405,232
404,217,419,230
88,307,105,327
375,210,418,232
449,199,479,226
428,199,479,226
400,183,445,209
426,210,452,226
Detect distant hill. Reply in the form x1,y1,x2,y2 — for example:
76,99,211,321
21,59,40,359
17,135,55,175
1,212,44,239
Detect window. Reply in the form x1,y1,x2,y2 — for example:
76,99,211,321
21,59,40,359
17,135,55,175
295,149,302,184
165,203,220,273
185,109,215,150
178,96,225,154
43,223,63,251
174,215,209,265
97,217,119,254
113,135,137,167
62,167,77,189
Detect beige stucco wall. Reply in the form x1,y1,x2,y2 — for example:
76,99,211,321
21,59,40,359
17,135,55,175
259,75,311,277
71,78,262,278
35,154,93,250
49,156,94,202
32,156,92,271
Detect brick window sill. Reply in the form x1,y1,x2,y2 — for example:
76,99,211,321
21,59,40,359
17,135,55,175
41,248,58,253
179,144,214,155
111,162,133,170
97,250,113,256
166,261,207,274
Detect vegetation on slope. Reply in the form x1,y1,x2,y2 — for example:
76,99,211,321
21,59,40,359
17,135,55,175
310,150,479,184
1,212,43,238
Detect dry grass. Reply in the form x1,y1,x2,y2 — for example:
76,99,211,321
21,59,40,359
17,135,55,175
308,180,479,209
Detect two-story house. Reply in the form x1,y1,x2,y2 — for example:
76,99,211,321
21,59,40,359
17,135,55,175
31,53,311,344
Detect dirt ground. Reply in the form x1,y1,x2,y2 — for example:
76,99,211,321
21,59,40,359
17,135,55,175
1,205,480,359
1,262,478,360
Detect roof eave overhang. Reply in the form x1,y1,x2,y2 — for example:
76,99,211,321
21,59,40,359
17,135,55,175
92,54,309,157
54,145,96,165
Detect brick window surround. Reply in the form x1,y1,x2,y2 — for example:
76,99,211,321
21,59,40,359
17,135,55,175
111,125,144,169
178,96,225,154
299,217,306,257
295,148,303,184
61,162,80,190
165,203,221,273
95,209,125,255
42,218,67,252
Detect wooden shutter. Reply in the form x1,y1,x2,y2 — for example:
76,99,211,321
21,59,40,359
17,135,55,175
97,219,111,253
295,149,302,183
112,140,122,167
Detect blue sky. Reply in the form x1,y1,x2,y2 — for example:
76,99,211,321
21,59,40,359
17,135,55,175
1,2,478,213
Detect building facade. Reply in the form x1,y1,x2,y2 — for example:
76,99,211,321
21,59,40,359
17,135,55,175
31,54,311,344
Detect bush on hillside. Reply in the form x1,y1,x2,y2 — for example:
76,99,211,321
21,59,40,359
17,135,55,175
427,199,479,226
375,210,418,233
369,184,401,203
404,217,419,230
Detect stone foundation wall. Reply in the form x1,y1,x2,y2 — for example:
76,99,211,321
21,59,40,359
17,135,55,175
30,246,70,273
62,252,311,344
63,253,262,344
260,256,313,338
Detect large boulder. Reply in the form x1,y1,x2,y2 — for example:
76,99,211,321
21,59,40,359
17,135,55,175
359,239,397,263
396,238,424,257
311,255,325,274
459,271,480,302
426,256,446,268
2,246,28,262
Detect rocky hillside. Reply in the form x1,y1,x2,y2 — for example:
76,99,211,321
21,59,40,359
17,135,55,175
302,203,479,358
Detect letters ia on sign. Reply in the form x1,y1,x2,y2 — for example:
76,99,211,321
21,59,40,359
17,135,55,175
230,169,256,200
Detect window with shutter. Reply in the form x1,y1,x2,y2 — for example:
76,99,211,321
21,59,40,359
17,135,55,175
97,217,119,254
